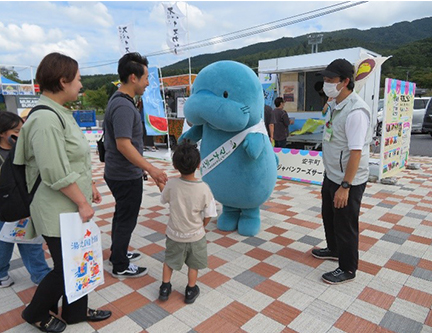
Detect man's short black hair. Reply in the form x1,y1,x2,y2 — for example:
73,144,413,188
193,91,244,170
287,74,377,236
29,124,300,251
274,97,284,107
340,75,355,91
118,52,149,83
172,140,201,175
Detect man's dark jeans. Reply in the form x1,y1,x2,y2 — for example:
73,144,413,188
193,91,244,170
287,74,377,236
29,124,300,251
104,176,143,272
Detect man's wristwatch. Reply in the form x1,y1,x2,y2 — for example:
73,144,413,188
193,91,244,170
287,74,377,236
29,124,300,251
341,181,352,189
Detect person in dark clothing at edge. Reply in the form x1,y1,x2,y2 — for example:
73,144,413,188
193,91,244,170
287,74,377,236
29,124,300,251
272,97,294,148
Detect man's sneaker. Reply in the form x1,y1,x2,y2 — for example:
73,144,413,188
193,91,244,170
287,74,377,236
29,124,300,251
109,252,142,266
159,282,172,301
112,263,148,278
0,276,14,288
185,285,200,304
312,248,338,261
322,268,355,285
127,252,141,261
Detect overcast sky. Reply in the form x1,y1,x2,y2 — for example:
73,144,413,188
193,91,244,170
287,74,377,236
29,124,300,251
1,1,432,80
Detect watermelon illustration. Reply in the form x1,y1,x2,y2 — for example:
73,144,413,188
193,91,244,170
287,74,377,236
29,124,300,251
146,114,168,134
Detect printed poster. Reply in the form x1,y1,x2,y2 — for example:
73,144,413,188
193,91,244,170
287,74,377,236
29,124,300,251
259,73,277,107
379,78,415,179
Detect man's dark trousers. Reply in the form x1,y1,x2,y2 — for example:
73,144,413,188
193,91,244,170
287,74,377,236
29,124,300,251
321,175,366,273
274,140,286,148
105,176,143,272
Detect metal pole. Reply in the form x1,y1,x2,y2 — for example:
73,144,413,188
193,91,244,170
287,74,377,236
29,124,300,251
186,2,192,93
159,67,171,156
30,66,35,95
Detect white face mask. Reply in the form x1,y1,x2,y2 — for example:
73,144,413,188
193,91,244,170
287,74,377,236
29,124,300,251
323,82,342,98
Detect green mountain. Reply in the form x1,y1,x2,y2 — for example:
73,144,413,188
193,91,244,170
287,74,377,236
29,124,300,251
159,17,432,89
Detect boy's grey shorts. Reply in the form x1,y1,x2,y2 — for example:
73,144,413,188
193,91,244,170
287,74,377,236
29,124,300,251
164,235,208,271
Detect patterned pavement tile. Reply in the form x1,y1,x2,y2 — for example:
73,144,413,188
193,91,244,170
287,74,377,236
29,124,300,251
128,302,170,330
288,311,334,333
4,150,432,332
379,311,424,333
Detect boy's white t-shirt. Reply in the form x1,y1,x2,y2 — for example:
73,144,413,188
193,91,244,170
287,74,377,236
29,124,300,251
161,177,217,243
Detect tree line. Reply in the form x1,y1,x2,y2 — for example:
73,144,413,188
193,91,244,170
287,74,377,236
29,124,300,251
2,17,431,112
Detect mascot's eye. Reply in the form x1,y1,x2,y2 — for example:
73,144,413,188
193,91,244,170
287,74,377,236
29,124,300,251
223,91,229,98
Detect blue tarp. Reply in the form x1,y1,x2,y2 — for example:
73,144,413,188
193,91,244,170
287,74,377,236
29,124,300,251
0,77,20,84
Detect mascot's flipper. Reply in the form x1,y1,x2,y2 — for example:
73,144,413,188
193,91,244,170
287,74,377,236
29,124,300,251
238,207,261,236
178,125,203,144
243,132,265,160
217,205,241,231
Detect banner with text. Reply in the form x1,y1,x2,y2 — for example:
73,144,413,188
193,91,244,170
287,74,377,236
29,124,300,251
163,2,187,55
118,24,136,55
379,78,415,179
275,148,324,185
143,67,168,136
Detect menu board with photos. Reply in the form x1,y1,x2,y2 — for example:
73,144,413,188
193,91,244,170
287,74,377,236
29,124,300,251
379,78,416,179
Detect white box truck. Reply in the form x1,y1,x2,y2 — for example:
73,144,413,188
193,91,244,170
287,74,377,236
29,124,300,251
259,47,382,150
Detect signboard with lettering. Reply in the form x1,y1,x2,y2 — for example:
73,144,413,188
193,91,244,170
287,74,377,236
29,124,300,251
83,130,103,148
379,78,415,179
16,95,40,108
275,148,324,185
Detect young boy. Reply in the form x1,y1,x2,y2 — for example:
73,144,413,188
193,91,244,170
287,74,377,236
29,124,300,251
158,140,217,304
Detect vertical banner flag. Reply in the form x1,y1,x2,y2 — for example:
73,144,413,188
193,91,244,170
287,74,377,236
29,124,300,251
259,73,277,107
354,56,390,93
118,24,136,55
163,2,187,55
143,67,168,136
379,78,416,179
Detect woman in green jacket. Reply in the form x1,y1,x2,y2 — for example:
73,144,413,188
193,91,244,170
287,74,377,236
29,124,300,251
16,53,111,333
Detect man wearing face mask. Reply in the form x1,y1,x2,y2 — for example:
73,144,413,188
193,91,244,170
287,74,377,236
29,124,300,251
311,58,372,285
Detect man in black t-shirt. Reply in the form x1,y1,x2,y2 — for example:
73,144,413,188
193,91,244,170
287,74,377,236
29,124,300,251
104,53,168,278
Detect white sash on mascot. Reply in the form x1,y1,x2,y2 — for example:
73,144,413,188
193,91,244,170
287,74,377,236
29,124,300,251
200,120,267,177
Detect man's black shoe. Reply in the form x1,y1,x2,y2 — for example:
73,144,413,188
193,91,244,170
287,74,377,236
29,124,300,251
322,268,355,284
185,284,200,304
86,308,112,322
112,263,148,278
312,248,338,260
159,282,172,301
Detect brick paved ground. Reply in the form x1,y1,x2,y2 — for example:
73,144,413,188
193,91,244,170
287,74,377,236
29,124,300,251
1,149,431,333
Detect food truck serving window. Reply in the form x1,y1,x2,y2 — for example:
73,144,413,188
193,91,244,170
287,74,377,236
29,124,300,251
278,71,330,113
305,71,329,112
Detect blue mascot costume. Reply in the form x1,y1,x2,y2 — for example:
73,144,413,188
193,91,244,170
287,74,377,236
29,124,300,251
180,61,278,236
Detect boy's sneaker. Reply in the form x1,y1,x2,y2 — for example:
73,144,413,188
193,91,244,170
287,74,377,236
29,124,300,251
0,276,14,288
159,282,172,301
185,285,200,304
112,263,148,278
322,268,355,285
311,248,338,260
109,252,142,266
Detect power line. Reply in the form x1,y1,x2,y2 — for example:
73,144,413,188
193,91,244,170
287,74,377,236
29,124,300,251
80,1,367,70
154,1,354,50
